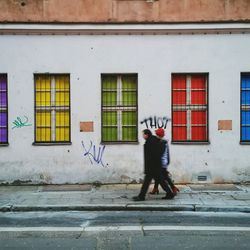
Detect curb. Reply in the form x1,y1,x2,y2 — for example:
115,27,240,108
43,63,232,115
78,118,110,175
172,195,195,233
126,204,194,211
0,204,194,212
1,204,249,213
0,205,12,212
195,205,250,213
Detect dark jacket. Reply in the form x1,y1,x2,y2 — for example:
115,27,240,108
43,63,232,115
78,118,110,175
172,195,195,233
160,139,170,167
144,135,164,176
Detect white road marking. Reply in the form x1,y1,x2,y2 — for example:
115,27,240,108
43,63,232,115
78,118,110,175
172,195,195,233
84,226,142,232
0,225,250,232
0,227,83,232
143,225,250,231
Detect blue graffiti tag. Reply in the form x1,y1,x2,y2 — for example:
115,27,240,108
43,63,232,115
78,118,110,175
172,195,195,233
12,116,32,129
140,116,171,129
81,140,109,168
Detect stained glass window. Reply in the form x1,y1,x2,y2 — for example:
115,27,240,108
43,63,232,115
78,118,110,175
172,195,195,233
172,74,208,142
0,74,8,144
101,74,138,142
241,74,250,142
34,74,70,143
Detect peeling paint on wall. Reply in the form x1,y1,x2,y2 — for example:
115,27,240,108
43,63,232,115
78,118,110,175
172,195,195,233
39,173,53,184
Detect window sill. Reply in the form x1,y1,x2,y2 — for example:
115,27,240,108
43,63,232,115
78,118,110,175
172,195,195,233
171,141,210,145
101,141,139,145
32,142,72,146
0,143,9,147
240,141,250,145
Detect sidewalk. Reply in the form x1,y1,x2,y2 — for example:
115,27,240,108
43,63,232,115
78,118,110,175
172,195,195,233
0,183,250,213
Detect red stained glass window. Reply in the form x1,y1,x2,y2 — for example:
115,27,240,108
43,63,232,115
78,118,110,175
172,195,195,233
173,127,187,141
173,111,187,125
172,74,208,142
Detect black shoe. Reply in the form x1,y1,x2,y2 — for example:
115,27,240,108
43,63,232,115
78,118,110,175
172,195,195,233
132,196,145,201
161,193,174,200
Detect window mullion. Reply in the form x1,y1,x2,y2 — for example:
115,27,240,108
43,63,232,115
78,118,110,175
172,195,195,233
205,76,208,134
51,76,56,141
186,75,192,140
117,76,122,141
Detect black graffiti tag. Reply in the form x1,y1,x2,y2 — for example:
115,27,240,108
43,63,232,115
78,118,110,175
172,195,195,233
140,116,170,129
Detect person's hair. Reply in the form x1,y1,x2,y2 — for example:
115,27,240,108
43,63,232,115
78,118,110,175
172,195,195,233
143,129,152,137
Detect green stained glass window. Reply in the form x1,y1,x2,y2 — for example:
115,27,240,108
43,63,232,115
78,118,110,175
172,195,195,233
122,91,137,106
122,75,137,90
122,75,137,106
102,76,117,106
103,91,117,106
122,127,137,141
122,111,136,125
102,127,118,141
101,74,138,143
103,111,117,126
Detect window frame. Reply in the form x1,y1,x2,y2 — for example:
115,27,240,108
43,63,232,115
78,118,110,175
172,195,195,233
33,73,71,145
0,73,8,146
171,73,209,144
240,72,250,144
101,73,138,144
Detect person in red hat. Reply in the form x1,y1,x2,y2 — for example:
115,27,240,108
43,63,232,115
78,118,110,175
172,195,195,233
150,128,179,197
132,129,175,201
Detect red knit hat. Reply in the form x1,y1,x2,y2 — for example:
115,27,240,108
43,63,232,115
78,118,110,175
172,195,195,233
155,128,165,138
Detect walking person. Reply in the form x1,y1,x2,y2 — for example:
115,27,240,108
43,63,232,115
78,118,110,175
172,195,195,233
132,129,174,201
149,128,179,197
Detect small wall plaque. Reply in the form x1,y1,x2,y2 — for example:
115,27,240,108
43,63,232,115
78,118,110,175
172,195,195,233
218,120,232,130
80,121,94,132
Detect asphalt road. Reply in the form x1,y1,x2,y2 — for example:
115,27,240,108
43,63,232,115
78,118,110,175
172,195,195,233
0,211,250,250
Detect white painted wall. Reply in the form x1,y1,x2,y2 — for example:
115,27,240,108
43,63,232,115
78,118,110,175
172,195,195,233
0,24,250,184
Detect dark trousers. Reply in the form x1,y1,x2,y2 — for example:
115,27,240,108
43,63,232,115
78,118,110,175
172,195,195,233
154,168,175,189
138,173,173,198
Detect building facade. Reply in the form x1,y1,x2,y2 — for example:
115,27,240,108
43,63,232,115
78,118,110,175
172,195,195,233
0,0,250,184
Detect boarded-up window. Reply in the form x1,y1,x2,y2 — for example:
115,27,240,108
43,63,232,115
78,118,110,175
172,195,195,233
172,74,208,142
34,74,70,143
101,74,138,143
0,74,8,144
241,74,250,142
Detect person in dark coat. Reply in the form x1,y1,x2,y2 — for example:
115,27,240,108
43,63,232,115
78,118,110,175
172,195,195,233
149,128,179,196
132,129,174,201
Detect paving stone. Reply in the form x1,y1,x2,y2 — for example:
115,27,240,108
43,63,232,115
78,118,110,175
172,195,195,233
41,184,92,192
0,184,249,213
231,194,250,201
189,184,240,191
99,184,127,191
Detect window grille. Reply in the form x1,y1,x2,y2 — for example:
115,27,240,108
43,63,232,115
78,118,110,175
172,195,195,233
0,74,8,144
172,74,208,142
34,74,70,143
241,74,250,142
101,74,138,143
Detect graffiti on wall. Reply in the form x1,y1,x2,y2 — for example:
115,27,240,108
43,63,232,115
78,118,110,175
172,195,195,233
81,140,109,168
12,116,32,129
140,116,171,129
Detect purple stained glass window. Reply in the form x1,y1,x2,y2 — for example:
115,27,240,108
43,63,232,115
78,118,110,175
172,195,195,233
0,93,7,106
0,113,7,126
0,78,7,90
0,74,7,144
0,128,7,143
